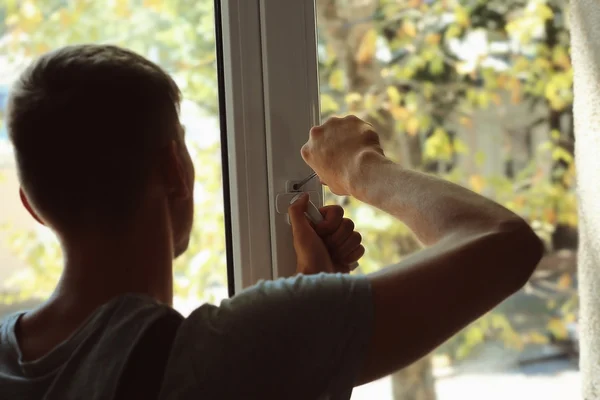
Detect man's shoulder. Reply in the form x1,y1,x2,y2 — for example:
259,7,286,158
159,274,374,399
47,295,183,395
107,293,182,324
0,294,183,400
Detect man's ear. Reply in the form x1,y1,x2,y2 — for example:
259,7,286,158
19,188,45,226
163,140,191,199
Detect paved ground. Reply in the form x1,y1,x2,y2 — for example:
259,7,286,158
352,359,580,400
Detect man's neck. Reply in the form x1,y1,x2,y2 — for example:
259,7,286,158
57,219,175,307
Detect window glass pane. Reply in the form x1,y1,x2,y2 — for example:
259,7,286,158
316,1,578,399
0,0,229,318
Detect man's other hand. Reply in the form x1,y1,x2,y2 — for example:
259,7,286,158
289,193,364,275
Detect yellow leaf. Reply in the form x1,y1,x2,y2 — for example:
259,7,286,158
114,0,131,18
390,106,410,120
387,86,402,105
406,117,420,136
445,24,462,40
469,175,485,193
459,116,473,128
364,94,376,110
557,273,572,290
537,4,554,20
328,69,345,91
534,58,552,70
547,318,568,340
356,29,378,65
564,313,576,324
345,93,362,105
320,93,339,114
425,33,441,45
553,47,571,69
402,21,417,37
527,332,549,345
455,7,470,28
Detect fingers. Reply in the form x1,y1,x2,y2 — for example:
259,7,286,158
325,217,363,265
288,193,314,245
332,231,363,262
341,243,365,264
314,205,344,236
324,218,354,248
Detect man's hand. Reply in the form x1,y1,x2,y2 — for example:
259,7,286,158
289,193,364,275
301,115,385,196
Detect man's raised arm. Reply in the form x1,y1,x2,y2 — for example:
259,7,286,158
301,115,543,385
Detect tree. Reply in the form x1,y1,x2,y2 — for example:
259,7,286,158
0,1,576,399
317,0,574,398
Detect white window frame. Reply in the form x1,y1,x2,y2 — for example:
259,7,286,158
220,0,322,291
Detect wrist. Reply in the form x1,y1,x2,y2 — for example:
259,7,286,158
347,151,393,200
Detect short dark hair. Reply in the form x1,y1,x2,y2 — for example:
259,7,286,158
7,44,181,230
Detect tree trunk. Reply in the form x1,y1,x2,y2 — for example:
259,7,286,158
316,2,437,399
391,357,437,400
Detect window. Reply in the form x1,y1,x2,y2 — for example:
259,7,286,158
0,1,232,317
314,1,577,399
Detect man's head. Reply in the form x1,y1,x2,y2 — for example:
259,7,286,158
7,44,195,257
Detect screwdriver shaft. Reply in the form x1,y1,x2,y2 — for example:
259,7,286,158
293,172,317,191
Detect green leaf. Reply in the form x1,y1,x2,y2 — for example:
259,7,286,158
552,147,574,164
320,93,340,114
328,69,345,91
537,3,554,20
445,24,462,40
428,56,445,76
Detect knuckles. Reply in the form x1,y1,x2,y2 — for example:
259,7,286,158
300,143,311,160
351,231,362,244
342,218,355,232
309,125,324,137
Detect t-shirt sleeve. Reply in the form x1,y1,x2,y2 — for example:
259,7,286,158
159,273,374,400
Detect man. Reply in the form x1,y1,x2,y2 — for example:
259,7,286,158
0,45,542,400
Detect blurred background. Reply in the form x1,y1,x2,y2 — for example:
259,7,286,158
0,1,578,399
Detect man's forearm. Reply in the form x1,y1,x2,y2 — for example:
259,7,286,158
350,151,526,245
352,151,543,384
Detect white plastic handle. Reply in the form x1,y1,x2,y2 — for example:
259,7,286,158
290,193,359,271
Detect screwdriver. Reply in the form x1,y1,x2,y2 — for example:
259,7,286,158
292,172,317,191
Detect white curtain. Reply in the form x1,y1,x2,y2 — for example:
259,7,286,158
571,0,600,397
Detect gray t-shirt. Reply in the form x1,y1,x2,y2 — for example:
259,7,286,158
0,273,373,400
